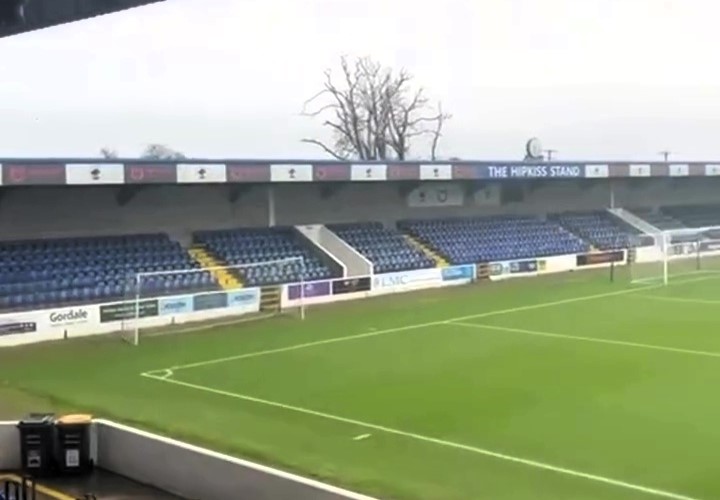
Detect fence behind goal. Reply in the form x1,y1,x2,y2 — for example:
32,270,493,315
120,257,306,345
631,227,720,285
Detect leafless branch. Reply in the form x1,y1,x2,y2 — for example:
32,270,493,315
301,138,348,161
430,102,451,161
100,147,119,159
301,56,451,160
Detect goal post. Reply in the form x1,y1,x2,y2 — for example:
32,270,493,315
119,257,306,345
630,226,720,286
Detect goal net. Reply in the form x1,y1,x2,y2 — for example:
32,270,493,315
119,257,306,345
631,226,720,285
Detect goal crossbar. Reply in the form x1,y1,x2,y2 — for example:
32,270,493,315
121,256,306,345
631,225,720,286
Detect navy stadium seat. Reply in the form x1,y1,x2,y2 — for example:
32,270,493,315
399,215,590,265
328,222,434,273
0,233,215,310
549,211,647,250
193,227,334,287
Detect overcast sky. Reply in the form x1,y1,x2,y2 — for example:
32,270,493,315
0,0,719,161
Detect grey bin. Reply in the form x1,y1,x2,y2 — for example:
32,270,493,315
16,414,56,477
55,414,94,476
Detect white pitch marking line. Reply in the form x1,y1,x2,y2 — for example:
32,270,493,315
635,295,720,305
141,369,174,380
450,322,720,360
140,372,703,500
353,433,371,441
165,274,717,373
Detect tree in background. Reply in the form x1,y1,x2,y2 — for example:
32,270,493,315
99,144,186,160
302,56,451,161
100,147,119,159
140,144,186,160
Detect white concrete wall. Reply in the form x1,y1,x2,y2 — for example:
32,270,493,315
315,225,372,276
95,420,374,500
295,225,348,276
0,420,373,500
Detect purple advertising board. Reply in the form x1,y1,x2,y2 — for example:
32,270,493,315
288,280,331,300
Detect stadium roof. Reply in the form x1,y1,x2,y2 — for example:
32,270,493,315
0,0,164,38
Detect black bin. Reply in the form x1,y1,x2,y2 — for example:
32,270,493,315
55,414,93,475
17,413,56,477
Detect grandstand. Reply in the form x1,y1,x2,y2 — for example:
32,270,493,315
3,177,720,311
8,1,720,499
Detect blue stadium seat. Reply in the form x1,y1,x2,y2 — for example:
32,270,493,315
193,227,334,287
549,211,646,250
399,215,590,265
0,233,214,311
661,204,720,228
329,222,435,273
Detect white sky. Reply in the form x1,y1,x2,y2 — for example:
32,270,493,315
0,0,719,161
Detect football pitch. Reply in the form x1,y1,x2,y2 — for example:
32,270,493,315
3,269,720,500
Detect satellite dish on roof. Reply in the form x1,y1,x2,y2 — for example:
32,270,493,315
526,137,544,160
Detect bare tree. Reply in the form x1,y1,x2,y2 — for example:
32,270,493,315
302,56,451,161
141,144,186,160
100,147,119,159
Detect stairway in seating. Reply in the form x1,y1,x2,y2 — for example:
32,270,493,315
188,246,243,290
402,234,449,268
260,286,282,313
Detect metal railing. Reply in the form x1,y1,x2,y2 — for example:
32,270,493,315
1,475,35,500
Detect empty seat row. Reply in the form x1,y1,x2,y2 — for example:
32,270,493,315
549,211,647,250
195,228,336,286
399,215,589,265
0,234,220,310
661,204,720,228
329,222,435,273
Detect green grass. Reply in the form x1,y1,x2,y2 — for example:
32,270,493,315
3,268,720,499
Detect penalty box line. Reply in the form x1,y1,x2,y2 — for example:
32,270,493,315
450,322,720,360
148,274,717,375
635,295,720,306
140,371,703,500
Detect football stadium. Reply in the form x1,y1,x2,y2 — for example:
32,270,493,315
2,161,720,500
3,2,720,500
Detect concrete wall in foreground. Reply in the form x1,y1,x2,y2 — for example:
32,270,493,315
0,419,374,500
94,420,375,500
